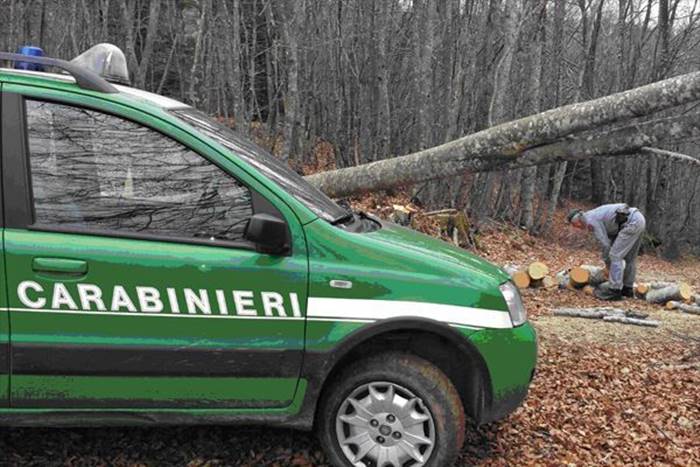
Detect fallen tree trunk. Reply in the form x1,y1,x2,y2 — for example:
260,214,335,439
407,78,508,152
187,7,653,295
640,147,700,168
513,113,700,169
307,71,700,197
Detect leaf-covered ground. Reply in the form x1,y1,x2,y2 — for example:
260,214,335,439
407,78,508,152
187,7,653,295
1,200,699,466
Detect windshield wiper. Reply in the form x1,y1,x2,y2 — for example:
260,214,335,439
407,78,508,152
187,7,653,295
330,212,355,225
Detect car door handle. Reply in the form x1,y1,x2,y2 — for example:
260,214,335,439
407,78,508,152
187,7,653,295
32,258,88,275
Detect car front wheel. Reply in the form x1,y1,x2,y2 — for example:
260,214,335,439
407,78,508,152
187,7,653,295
317,351,465,467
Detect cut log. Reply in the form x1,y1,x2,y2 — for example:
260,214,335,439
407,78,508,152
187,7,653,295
307,71,700,198
530,276,556,289
679,283,693,301
422,208,458,216
528,262,549,281
582,285,595,296
569,267,590,288
556,270,570,289
580,265,607,286
636,283,649,297
602,315,660,327
553,307,658,327
389,205,412,226
646,283,693,304
681,304,700,316
666,301,700,315
512,271,531,289
542,276,556,289
553,308,608,319
647,281,676,290
503,264,531,289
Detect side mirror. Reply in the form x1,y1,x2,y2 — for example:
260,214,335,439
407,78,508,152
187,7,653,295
245,213,290,255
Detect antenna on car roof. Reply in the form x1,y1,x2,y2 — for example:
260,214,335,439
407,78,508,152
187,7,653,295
0,49,118,94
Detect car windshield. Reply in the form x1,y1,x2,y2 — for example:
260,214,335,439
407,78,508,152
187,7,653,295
172,108,347,223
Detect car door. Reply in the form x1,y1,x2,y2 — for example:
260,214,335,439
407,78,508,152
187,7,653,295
1,89,308,409
0,82,8,408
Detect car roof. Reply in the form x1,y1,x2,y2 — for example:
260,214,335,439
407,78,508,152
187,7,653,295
0,67,190,110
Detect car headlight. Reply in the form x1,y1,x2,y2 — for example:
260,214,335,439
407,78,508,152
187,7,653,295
499,282,527,326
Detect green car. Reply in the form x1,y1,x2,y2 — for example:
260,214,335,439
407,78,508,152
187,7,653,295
0,45,536,466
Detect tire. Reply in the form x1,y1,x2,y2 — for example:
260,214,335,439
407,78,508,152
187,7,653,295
317,351,465,467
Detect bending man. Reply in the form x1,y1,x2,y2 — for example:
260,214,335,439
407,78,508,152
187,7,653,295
567,204,646,301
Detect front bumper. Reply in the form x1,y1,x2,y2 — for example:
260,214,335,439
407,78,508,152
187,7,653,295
468,321,537,424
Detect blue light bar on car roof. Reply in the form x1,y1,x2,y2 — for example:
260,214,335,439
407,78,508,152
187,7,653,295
15,45,46,71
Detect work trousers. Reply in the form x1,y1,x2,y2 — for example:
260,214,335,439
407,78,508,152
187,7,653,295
607,211,646,289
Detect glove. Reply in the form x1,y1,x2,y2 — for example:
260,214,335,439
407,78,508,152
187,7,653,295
601,246,610,263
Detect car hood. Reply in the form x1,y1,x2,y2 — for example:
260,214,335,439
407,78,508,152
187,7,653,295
365,220,509,285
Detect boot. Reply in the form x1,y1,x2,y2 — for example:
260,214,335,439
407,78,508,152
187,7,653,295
622,286,635,298
594,282,623,301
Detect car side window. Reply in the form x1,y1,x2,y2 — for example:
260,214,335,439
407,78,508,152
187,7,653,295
25,100,253,243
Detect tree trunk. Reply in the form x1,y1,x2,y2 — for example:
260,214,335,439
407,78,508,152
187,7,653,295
519,0,546,230
374,0,391,159
188,0,210,108
535,0,566,232
280,0,302,162
222,0,244,129
134,0,161,89
414,0,437,150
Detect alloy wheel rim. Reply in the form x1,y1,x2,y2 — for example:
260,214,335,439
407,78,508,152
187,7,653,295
335,381,436,467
